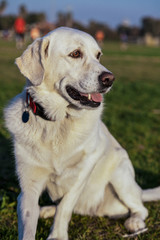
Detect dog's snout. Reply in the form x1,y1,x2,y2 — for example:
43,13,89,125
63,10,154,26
99,72,115,88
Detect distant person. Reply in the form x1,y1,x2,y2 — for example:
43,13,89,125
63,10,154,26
14,16,26,49
2,29,9,40
120,33,128,50
95,30,105,47
30,25,40,41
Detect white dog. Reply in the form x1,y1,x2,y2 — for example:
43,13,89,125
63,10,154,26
4,27,160,240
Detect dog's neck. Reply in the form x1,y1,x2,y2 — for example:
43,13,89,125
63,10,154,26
25,91,52,121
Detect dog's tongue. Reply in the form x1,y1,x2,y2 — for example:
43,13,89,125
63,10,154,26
81,92,103,102
91,93,102,102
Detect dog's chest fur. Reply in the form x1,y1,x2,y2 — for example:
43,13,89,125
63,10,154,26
5,92,101,174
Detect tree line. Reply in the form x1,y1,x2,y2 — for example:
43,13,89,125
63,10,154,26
0,1,160,41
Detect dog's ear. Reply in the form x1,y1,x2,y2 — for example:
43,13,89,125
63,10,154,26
15,37,50,86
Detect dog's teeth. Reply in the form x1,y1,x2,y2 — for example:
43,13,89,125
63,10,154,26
88,94,91,100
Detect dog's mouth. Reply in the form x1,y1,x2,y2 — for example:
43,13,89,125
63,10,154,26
66,86,102,108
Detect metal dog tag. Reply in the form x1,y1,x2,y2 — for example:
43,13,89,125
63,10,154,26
22,111,30,123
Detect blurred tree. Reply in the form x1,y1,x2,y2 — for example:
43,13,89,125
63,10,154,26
142,17,160,36
0,0,7,15
117,23,141,43
0,14,15,29
56,11,73,27
117,24,130,36
66,11,73,27
0,12,46,30
26,12,46,24
88,20,118,40
57,12,65,26
18,4,46,24
19,4,27,18
56,14,118,40
73,21,87,32
0,1,46,30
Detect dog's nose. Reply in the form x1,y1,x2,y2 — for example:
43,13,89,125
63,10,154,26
99,72,115,88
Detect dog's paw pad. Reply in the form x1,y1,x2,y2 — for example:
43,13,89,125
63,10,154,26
124,217,146,233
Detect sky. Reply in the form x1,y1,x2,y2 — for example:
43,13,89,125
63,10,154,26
4,0,160,29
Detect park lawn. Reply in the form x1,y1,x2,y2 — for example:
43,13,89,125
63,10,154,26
0,39,160,240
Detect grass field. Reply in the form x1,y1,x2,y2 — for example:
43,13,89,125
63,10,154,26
0,38,160,240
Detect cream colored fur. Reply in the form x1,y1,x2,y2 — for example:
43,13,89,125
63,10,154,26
4,27,160,240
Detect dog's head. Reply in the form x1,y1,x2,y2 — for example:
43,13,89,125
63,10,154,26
16,27,115,113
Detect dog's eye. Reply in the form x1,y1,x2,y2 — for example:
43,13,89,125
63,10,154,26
69,50,82,58
97,52,101,60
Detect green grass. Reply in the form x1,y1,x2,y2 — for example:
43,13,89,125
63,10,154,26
0,39,160,239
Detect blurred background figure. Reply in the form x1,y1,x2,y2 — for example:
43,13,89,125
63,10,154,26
0,0,7,15
14,15,26,49
120,33,128,50
30,24,40,41
95,30,105,47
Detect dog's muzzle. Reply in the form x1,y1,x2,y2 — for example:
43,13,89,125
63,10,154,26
65,72,115,109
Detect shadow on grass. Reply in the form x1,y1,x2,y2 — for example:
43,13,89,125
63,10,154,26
135,167,160,189
0,132,19,205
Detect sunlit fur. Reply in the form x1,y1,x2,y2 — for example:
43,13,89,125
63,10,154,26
4,27,160,240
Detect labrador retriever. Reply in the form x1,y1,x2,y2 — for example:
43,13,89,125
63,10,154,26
4,27,160,240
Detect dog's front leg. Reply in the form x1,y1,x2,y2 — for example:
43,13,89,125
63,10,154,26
111,159,148,233
47,151,100,240
17,191,40,240
16,164,49,240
